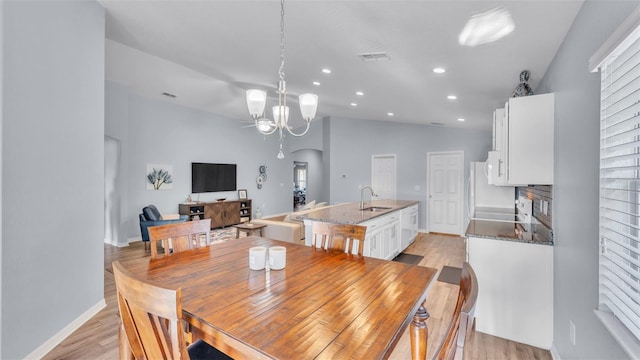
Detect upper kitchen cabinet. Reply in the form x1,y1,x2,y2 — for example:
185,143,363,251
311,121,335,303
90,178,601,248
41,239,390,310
507,93,554,185
488,108,509,186
492,108,506,152
489,93,554,186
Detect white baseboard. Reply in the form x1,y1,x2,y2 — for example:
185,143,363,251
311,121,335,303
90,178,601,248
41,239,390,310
128,236,142,245
26,299,106,359
550,344,561,360
104,237,135,247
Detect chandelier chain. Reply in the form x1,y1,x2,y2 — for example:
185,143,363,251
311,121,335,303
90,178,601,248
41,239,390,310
279,0,285,82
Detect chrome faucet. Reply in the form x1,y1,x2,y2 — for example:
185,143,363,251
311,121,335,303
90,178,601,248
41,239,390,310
360,185,377,210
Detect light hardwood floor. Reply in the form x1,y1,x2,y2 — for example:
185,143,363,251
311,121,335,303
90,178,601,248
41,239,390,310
43,233,552,360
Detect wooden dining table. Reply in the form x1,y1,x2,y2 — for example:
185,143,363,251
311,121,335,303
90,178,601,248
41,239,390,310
120,236,438,359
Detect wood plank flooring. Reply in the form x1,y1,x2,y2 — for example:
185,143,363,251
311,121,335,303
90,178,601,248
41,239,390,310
43,233,552,360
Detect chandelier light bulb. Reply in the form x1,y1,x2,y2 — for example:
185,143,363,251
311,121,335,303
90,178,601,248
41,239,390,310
272,105,290,127
299,93,318,121
246,89,267,118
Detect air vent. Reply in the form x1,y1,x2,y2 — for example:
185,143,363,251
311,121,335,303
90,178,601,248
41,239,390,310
357,52,391,62
430,122,445,126
162,92,177,98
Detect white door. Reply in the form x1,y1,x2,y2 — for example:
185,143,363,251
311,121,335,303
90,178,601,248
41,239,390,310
372,154,396,200
427,151,464,235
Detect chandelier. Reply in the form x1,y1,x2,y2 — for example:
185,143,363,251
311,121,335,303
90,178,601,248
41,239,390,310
245,0,318,159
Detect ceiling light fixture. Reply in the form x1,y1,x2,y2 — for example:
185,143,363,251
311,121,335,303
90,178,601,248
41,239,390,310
356,91,364,96
458,118,465,122
350,103,357,107
458,8,515,47
245,0,318,159
433,67,446,74
313,81,320,86
322,68,332,74
447,95,457,100
387,112,395,117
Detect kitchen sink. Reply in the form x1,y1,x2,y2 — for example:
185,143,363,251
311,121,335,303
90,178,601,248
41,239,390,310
360,206,392,212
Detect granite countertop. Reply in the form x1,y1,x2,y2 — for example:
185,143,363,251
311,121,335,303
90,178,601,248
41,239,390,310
465,219,553,246
296,200,419,225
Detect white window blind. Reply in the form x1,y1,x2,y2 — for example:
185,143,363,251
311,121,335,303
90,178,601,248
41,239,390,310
599,23,640,344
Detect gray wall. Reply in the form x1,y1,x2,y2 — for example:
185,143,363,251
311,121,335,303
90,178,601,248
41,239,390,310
0,1,4,356
537,1,639,358
326,117,491,229
2,1,105,358
105,83,298,241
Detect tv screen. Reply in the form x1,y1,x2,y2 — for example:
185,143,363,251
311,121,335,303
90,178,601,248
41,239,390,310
191,163,237,193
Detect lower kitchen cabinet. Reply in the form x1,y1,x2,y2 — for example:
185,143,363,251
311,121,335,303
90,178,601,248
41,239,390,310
362,212,400,260
400,204,419,249
467,236,553,349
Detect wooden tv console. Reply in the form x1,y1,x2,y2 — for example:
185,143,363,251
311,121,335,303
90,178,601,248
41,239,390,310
179,199,252,229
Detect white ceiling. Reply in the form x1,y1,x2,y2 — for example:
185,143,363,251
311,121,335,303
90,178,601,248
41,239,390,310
100,0,583,130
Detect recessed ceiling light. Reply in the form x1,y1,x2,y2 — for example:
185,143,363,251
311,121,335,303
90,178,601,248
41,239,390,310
322,68,332,74
433,67,446,74
457,118,465,122
350,102,358,107
313,81,320,86
447,95,457,100
387,112,394,117
356,91,364,96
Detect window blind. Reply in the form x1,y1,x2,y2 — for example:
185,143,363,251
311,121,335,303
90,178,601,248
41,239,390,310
599,24,640,343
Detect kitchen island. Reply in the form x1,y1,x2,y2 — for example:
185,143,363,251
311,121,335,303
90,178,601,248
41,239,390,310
465,216,554,349
297,200,419,260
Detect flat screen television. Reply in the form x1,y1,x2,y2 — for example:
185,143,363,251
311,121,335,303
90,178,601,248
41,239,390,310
191,163,237,193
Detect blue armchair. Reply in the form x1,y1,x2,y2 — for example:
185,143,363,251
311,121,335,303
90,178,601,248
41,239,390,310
139,205,188,249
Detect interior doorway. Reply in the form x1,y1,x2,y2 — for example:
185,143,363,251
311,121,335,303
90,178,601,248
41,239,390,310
104,136,121,245
293,161,308,210
372,154,397,200
427,151,464,235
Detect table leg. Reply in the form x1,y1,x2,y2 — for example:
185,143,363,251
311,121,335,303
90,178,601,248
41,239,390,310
236,228,240,239
258,229,263,237
410,303,429,360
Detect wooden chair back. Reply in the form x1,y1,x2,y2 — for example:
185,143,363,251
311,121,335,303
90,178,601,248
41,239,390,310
112,260,188,360
149,219,212,259
433,262,479,360
310,221,367,256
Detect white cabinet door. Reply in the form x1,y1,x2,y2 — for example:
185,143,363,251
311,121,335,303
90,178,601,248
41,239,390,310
400,205,418,251
468,237,553,349
389,221,400,258
368,226,383,259
507,93,554,185
380,215,400,260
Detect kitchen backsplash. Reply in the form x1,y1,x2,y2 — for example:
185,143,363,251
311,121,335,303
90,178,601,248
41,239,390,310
517,185,552,228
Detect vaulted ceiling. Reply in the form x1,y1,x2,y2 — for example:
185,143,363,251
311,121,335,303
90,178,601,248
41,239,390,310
100,0,583,130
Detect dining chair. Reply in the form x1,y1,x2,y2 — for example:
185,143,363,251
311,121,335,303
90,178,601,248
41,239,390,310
112,261,232,360
310,221,367,256
432,262,479,360
148,219,212,259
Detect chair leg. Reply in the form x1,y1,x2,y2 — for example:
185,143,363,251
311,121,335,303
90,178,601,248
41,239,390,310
119,323,134,360
144,241,149,251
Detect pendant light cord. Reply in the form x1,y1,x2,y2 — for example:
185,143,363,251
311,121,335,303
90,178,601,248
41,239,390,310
278,0,285,82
